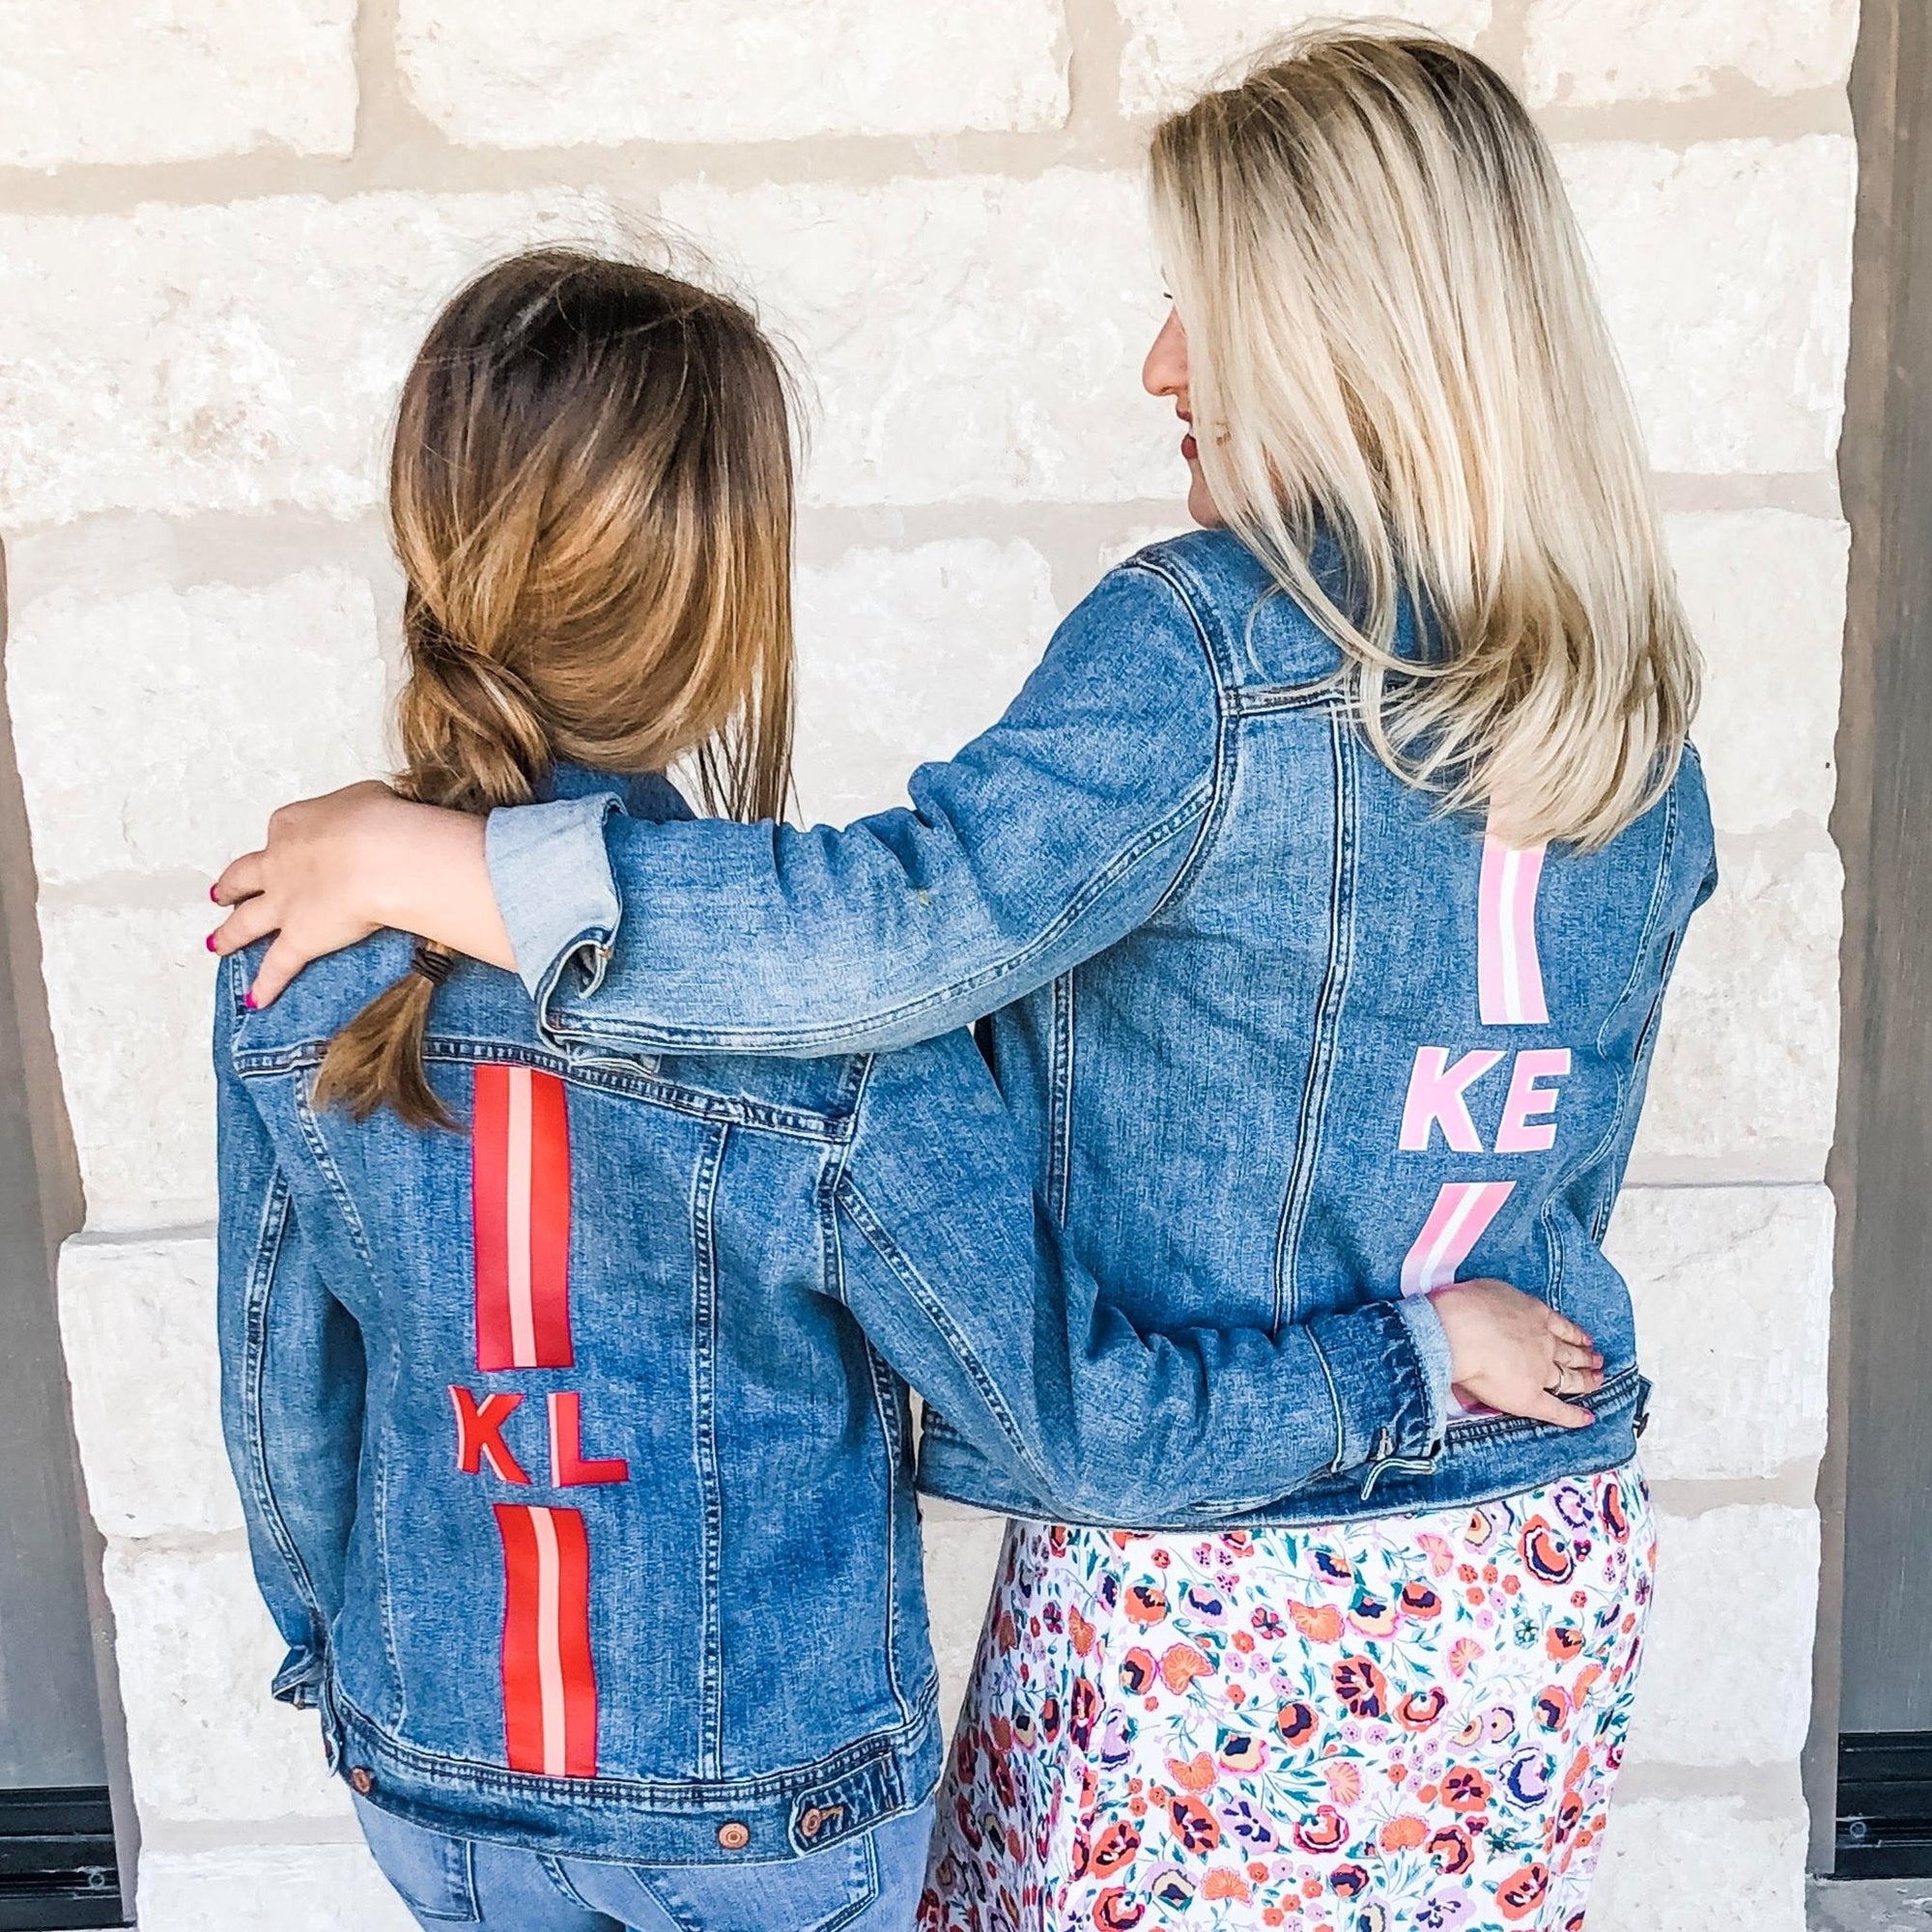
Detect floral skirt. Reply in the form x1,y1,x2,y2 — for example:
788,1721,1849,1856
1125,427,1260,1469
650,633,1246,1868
920,1463,1653,1932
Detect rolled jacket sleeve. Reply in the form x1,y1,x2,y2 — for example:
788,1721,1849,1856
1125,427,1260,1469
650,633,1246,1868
486,791,625,1005
1395,1293,1455,1439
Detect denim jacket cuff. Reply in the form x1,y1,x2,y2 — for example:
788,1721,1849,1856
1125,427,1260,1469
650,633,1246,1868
1394,1293,1455,1442
485,795,623,1013
1307,1298,1442,1491
270,1640,325,1710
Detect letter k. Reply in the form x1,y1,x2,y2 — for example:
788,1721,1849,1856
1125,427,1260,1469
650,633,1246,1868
1399,1047,1504,1153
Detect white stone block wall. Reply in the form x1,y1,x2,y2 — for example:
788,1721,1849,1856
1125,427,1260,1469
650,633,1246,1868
0,3,1853,1926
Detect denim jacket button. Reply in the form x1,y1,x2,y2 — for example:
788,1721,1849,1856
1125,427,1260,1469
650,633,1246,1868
800,1806,825,1838
348,1767,375,1796
717,1821,751,1851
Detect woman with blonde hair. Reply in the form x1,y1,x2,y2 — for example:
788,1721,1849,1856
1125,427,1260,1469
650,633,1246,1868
214,28,1711,1931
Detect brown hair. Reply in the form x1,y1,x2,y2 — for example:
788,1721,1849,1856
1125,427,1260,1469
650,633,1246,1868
314,247,797,1127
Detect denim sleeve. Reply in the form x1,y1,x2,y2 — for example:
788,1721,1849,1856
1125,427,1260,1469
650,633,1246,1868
487,563,1222,1055
1396,1293,1456,1428
214,963,366,1710
486,792,624,1006
833,1041,1442,1524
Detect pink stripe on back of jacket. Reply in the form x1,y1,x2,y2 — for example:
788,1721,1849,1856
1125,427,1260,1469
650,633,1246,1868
1477,833,1549,1028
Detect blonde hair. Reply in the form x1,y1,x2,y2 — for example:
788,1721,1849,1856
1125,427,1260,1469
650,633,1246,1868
1150,27,1698,850
316,247,797,1127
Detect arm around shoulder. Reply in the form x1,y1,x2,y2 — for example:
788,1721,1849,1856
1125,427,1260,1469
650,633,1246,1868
496,563,1226,1057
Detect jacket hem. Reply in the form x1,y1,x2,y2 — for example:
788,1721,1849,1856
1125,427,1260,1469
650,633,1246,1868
917,1367,1649,1530
324,1675,942,1866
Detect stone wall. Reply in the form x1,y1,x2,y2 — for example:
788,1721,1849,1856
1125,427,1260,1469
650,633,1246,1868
0,2,1857,1926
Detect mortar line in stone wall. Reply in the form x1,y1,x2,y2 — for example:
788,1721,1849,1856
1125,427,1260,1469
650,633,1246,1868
0,474,1848,578
108,1527,248,1559
1623,1153,1833,1189
1061,0,1130,141
65,1220,215,1250
1650,472,1846,519
0,101,1857,220
0,128,1155,220
794,498,1186,567
355,0,435,169
1613,1759,1807,1811
38,869,228,910
3,513,399,598
137,1819,372,1858
1541,87,1855,148
1619,1167,1833,1193
1649,1467,1829,1516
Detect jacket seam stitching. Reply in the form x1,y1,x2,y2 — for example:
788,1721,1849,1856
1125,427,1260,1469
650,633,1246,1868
1270,711,1358,1333
1130,555,1239,925
689,1123,729,1779
236,1041,851,1142
917,1367,1646,1527
860,1344,912,1731
1046,974,1075,1225
1551,785,1686,1287
826,1060,915,1734
328,1676,940,1807
287,1070,408,1723
240,1170,330,1644
1227,684,1349,716
1304,1326,1348,1476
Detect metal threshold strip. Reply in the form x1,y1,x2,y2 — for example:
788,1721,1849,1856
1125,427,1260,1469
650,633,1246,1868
0,1789,123,1931
1839,1733,1932,1879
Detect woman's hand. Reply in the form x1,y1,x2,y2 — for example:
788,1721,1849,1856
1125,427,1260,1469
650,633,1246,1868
1428,1281,1604,1429
209,781,515,1008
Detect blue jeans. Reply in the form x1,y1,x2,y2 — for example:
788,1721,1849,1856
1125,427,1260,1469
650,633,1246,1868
354,1794,935,1932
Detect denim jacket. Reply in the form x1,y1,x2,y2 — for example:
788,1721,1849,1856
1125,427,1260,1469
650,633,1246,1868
214,769,1449,1861
487,531,1717,1525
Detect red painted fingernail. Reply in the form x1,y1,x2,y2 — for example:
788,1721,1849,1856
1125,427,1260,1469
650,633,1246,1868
209,883,221,904
205,933,218,952
243,991,258,1010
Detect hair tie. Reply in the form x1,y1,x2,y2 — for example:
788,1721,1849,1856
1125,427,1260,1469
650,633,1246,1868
412,940,454,987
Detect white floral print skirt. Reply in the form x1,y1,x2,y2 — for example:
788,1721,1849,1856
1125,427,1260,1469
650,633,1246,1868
920,1463,1653,1932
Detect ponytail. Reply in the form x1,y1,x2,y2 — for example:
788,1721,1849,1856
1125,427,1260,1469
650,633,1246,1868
311,598,552,1130
311,942,455,1129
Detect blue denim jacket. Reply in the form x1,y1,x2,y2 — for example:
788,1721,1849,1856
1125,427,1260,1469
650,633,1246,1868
213,767,1449,1860
487,531,1717,1525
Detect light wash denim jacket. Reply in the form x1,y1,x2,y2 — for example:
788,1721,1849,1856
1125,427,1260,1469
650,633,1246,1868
214,768,1447,1861
487,531,1718,1525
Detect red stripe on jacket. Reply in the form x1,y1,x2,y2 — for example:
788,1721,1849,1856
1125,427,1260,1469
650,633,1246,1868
494,1502,599,1777
472,1065,575,1371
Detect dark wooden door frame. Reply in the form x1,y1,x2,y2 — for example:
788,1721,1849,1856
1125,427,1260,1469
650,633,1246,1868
1811,0,1932,1874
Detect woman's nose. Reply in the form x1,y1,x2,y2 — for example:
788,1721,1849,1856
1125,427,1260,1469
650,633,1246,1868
1143,307,1190,398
